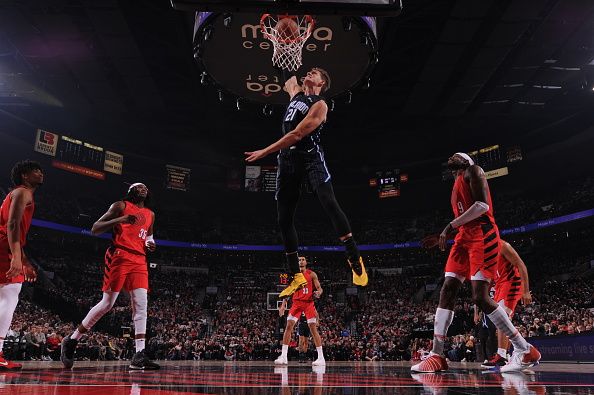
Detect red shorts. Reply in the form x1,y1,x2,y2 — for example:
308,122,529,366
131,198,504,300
102,247,148,292
445,224,500,282
494,278,522,315
288,300,317,322
0,237,24,284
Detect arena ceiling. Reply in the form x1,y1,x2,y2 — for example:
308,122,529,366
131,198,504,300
0,0,593,170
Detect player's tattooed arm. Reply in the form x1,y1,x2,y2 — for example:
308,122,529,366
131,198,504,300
91,201,135,235
244,100,328,163
311,271,323,298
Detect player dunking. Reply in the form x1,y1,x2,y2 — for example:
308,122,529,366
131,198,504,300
0,161,41,370
61,183,159,370
275,256,325,366
245,68,368,298
412,153,540,373
482,240,532,368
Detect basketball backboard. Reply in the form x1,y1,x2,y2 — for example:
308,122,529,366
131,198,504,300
172,0,402,17
193,12,379,106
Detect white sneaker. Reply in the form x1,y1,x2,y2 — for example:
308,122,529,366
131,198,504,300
312,358,326,366
500,346,541,373
274,355,288,365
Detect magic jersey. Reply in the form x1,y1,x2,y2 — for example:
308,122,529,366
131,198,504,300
282,93,325,152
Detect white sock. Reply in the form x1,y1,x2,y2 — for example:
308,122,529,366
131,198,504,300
497,348,507,358
71,329,83,340
135,338,146,353
0,339,4,351
316,346,324,359
281,344,288,357
487,306,529,352
431,308,454,356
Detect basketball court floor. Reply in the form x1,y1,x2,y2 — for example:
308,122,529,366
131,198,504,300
1,361,593,394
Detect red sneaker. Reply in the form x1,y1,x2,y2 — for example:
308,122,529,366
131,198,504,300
411,354,448,373
0,352,22,370
481,354,507,369
522,345,541,366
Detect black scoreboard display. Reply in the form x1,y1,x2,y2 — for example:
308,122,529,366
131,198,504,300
369,169,408,198
56,136,105,171
34,129,124,180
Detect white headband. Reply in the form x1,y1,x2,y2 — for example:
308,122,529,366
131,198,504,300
128,182,146,192
454,152,474,166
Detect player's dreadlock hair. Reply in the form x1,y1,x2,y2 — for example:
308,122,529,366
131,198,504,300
11,160,42,186
313,67,331,93
123,183,153,209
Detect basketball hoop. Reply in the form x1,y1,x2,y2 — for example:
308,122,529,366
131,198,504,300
260,14,315,71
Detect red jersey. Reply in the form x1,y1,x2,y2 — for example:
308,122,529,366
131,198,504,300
450,172,496,238
293,269,314,302
496,250,520,285
0,186,35,246
112,201,153,256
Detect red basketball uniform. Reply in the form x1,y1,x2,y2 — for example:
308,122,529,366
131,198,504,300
0,186,34,284
102,201,153,292
494,248,522,314
289,269,317,321
445,172,500,280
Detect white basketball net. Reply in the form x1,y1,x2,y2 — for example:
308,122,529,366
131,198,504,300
260,14,315,72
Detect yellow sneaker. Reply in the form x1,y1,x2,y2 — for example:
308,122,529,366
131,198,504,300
348,256,368,286
278,272,308,298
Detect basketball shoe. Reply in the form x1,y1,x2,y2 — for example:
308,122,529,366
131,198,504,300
274,355,288,365
312,357,326,366
60,336,78,369
129,350,160,370
348,256,368,286
0,353,21,370
481,354,507,369
500,345,541,373
279,273,308,298
411,354,448,373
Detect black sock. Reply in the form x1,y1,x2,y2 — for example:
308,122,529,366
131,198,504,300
342,237,360,263
286,252,300,274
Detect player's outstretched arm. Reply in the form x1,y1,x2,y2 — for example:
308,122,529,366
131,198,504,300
244,100,328,163
91,201,133,235
500,241,532,305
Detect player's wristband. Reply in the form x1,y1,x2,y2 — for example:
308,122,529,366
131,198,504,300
145,235,155,246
